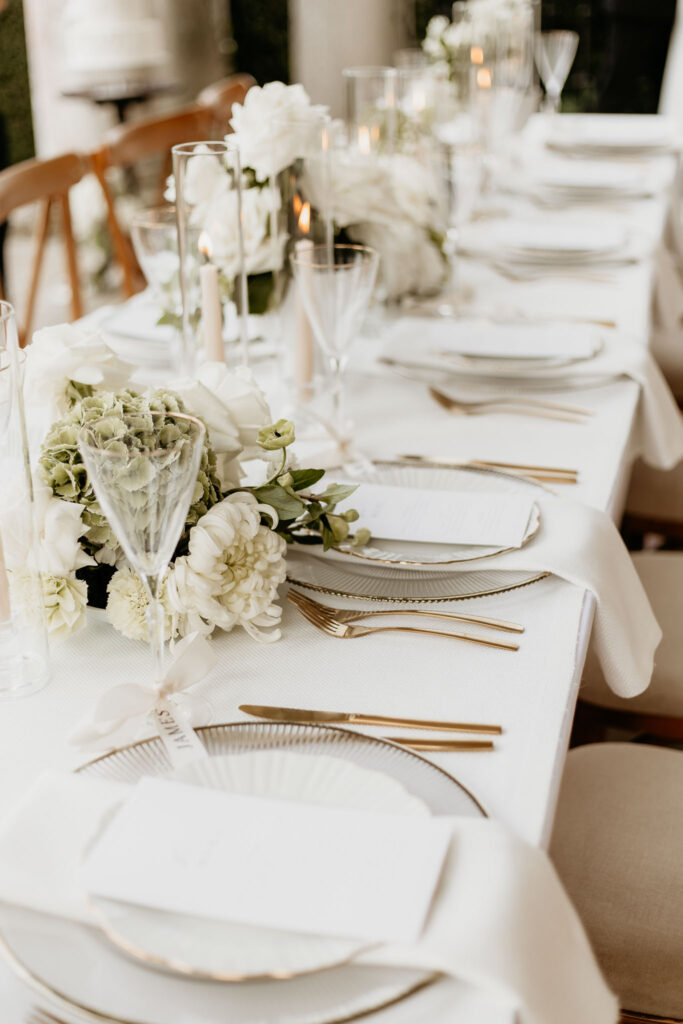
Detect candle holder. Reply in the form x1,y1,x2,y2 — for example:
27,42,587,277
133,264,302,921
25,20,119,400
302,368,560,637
171,141,249,373
0,302,50,699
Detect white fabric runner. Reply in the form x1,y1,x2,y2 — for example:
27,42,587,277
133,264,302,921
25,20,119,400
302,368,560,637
0,772,618,1024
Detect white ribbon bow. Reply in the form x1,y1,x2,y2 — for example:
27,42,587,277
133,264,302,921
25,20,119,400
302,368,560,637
70,632,218,753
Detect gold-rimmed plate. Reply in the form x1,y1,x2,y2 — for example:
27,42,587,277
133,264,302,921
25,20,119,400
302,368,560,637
308,463,542,571
0,722,484,1024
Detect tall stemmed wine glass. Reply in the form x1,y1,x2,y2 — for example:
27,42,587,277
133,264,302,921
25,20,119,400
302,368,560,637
78,411,205,695
534,30,579,114
289,244,378,468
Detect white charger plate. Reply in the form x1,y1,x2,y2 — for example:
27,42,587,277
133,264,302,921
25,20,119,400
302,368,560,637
86,750,429,982
306,463,541,571
0,722,484,1024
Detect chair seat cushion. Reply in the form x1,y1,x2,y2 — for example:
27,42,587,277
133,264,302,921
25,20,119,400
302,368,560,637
550,743,683,1018
581,551,683,716
626,456,683,523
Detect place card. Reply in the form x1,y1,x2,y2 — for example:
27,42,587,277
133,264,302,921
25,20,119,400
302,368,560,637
347,483,534,548
81,777,453,944
389,319,598,360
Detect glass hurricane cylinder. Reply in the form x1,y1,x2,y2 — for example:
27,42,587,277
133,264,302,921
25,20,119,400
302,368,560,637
343,66,398,155
0,302,50,698
171,141,249,374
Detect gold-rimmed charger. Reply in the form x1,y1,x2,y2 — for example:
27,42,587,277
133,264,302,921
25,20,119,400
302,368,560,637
0,723,484,1024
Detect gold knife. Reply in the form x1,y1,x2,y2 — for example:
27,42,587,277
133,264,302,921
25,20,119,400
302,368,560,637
240,704,502,735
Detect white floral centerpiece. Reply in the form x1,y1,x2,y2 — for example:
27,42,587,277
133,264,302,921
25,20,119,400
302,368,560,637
228,82,448,303
8,324,368,646
422,0,533,80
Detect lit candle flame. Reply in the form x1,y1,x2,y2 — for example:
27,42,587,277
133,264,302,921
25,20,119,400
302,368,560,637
298,201,311,234
477,67,492,90
198,230,213,259
358,125,371,155
293,193,302,218
470,45,484,66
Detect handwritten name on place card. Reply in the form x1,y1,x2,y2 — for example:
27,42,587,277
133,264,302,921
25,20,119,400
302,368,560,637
81,777,453,944
348,484,534,548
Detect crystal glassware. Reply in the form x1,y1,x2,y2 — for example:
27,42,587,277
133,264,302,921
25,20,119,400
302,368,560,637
78,411,205,696
171,140,249,374
534,30,579,114
289,244,378,465
0,301,50,698
130,205,182,317
343,66,398,154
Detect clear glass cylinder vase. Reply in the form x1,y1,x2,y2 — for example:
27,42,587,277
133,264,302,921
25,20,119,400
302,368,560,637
0,302,50,698
171,140,249,374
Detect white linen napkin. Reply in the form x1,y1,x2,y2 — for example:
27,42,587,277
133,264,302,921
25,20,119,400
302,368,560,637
0,772,618,1024
416,494,659,699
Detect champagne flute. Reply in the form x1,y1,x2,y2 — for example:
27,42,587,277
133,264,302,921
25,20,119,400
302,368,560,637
535,30,579,114
78,410,205,695
289,244,378,469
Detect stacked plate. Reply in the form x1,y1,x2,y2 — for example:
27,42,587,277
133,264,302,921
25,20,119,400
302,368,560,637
287,462,548,602
381,316,608,394
460,221,629,271
0,723,484,1024
520,162,658,205
545,115,679,158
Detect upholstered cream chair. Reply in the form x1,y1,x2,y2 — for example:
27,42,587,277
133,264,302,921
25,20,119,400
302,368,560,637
551,742,683,1022
579,550,683,738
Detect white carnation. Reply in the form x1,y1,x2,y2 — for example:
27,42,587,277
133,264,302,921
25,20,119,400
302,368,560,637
167,493,286,641
229,82,327,182
25,573,88,639
106,568,173,642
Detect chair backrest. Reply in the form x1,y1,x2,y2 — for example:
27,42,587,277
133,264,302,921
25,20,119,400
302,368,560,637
91,102,215,298
197,72,256,137
0,151,88,345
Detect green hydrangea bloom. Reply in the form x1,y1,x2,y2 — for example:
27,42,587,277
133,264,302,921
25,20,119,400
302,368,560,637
39,387,222,562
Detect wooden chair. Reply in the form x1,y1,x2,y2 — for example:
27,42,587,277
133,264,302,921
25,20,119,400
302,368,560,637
197,72,256,136
0,151,88,345
91,102,215,298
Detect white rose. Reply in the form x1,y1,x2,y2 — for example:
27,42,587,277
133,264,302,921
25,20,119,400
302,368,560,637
426,15,449,38
171,364,272,488
229,82,327,182
349,220,447,300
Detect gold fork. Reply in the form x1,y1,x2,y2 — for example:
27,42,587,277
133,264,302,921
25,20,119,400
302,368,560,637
291,598,519,651
429,385,593,423
288,588,523,634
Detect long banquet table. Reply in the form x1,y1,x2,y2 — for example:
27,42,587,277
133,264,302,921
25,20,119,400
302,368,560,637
0,114,680,1023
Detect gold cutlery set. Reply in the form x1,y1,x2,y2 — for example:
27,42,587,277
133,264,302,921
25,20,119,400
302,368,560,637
241,704,501,753
429,385,593,425
398,453,579,485
287,589,522,652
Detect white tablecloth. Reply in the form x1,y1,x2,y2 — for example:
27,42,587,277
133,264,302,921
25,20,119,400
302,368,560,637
1,114,680,1024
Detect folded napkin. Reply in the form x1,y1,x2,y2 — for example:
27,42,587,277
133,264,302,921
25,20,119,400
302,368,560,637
432,494,659,699
0,772,618,1024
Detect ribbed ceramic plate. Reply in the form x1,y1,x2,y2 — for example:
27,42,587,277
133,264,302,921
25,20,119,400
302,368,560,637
0,723,483,1024
87,750,429,981
306,463,541,570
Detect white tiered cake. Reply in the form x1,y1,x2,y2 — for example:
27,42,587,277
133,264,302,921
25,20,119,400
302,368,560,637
62,0,169,89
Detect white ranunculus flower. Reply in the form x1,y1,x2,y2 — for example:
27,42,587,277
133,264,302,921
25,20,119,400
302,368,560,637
106,568,173,642
24,323,133,453
229,82,327,182
167,493,286,641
